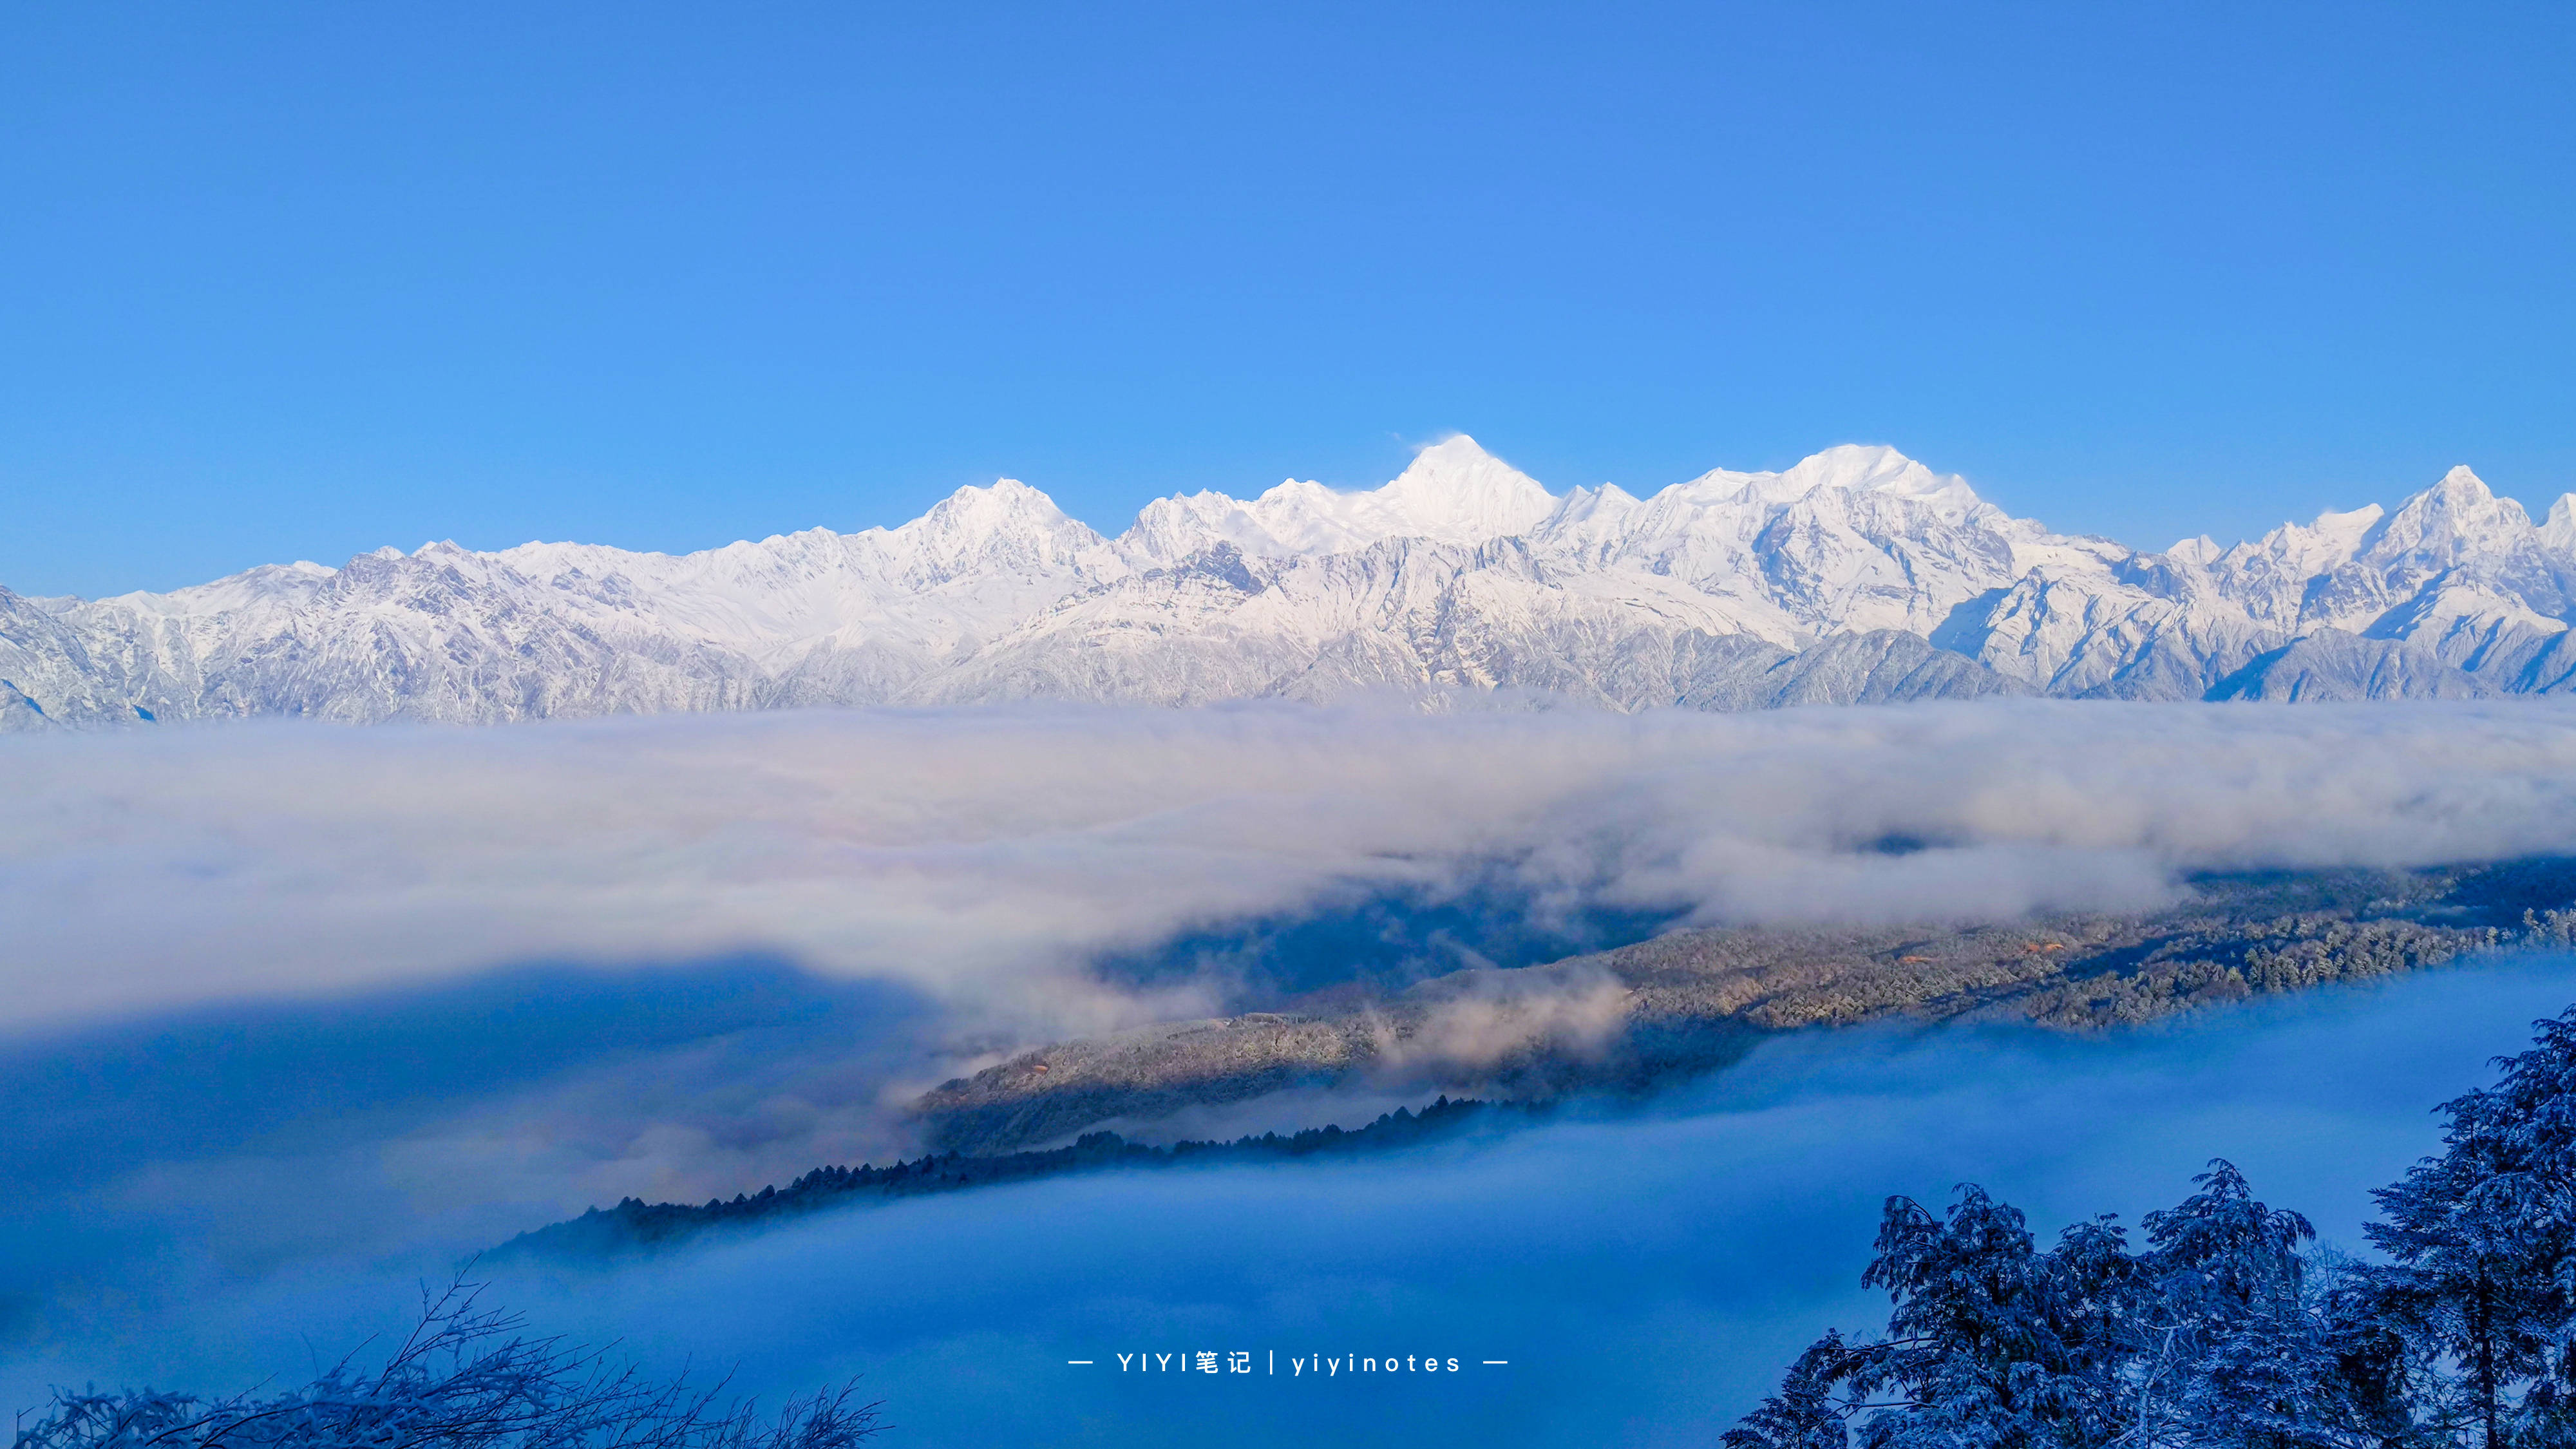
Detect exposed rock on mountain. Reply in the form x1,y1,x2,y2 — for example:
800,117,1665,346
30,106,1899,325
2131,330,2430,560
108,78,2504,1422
8,439,2575,724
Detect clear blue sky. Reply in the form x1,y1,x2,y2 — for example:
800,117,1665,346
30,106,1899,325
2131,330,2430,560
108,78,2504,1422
3,2,2571,598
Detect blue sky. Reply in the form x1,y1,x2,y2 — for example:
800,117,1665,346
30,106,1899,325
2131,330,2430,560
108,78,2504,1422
3,1,2571,598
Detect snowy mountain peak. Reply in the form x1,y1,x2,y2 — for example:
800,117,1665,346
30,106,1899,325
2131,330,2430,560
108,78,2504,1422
914,477,1074,532
1672,444,1984,522
884,478,1113,586
2365,464,2533,562
2167,535,2224,566
1376,435,1557,538
2221,503,2384,577
1783,443,1965,497
1119,491,1270,565
1542,481,1643,528
1113,436,1557,563
2543,495,2576,555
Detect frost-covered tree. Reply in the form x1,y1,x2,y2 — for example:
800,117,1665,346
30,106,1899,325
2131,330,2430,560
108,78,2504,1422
1733,1003,2576,1449
10,1280,884,1449
1728,1168,2405,1449
2369,1008,2576,1448
1727,1186,2145,1449
2139,1164,2416,1449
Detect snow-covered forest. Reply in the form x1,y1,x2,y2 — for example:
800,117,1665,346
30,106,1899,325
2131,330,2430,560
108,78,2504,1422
1732,1005,2576,1449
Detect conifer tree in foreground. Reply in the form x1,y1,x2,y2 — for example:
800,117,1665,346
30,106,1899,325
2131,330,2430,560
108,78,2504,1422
1732,1003,2576,1449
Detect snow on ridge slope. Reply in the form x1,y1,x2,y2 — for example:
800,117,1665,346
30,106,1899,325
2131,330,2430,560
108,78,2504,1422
7,442,2576,729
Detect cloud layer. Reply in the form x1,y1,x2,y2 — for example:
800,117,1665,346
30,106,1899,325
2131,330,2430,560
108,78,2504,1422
12,697,2576,1222
11,699,2576,1038
15,700,2576,1443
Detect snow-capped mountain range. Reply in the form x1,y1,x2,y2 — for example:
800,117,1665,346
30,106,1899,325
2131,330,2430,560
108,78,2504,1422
8,437,2576,728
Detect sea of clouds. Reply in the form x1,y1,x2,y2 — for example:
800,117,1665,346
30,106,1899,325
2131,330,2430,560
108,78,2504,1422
9,699,2576,1208
15,698,2576,1035
12,699,2576,1445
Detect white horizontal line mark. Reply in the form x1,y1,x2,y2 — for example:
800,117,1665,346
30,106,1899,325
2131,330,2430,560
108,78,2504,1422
1066,1360,1093,1365
1482,1360,1508,1365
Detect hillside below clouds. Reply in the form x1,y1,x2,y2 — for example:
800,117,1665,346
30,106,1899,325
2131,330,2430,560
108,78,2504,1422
7,438,2576,728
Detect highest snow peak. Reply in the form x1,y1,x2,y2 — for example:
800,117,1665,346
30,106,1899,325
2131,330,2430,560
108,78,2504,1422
5,445,2575,728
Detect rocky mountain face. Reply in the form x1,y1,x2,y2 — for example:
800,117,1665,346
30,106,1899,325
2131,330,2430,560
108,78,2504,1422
8,438,2576,728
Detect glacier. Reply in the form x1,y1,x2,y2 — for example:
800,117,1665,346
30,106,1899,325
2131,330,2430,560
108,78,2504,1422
6,437,2576,728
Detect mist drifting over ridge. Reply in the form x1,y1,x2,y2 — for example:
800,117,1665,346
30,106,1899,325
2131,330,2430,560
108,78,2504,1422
15,699,2576,1443
13,699,2576,1039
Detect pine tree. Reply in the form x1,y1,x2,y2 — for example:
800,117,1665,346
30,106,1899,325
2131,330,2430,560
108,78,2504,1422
2368,1009,2576,1448
1732,1003,2576,1449
1727,1186,2147,1449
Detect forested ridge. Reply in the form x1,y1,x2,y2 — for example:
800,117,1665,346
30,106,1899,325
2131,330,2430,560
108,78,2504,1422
499,1095,1509,1259
918,860,2576,1156
1732,1003,2576,1449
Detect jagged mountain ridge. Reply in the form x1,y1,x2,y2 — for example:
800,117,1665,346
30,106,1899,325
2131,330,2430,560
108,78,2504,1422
7,437,2576,727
